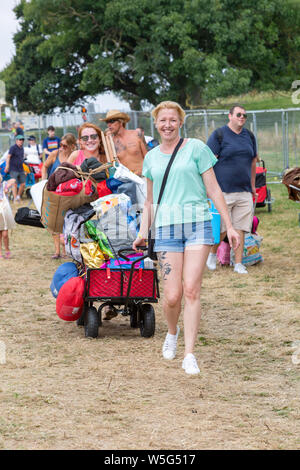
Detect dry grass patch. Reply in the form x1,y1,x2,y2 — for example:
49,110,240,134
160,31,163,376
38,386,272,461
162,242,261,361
0,184,299,450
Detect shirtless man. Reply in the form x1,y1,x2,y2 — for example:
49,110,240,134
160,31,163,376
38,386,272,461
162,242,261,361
100,110,147,175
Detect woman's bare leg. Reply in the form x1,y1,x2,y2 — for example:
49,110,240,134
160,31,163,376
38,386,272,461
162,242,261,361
183,245,211,356
157,251,183,335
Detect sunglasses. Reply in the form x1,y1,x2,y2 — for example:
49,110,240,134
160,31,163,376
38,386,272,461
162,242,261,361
60,143,68,149
236,113,247,119
107,119,119,124
80,133,99,142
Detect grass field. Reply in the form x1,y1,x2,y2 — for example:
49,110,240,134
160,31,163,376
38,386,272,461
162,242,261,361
0,183,299,450
207,90,298,111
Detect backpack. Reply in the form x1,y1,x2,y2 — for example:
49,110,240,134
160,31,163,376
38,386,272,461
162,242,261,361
50,262,79,298
15,206,45,228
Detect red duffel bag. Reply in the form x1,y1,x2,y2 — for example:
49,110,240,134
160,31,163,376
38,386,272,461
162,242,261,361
56,276,85,321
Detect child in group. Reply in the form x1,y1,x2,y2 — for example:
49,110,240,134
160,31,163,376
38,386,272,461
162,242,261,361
0,174,16,259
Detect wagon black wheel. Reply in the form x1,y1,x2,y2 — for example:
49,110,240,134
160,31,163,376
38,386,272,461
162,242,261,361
139,304,155,338
267,189,272,212
84,306,99,338
129,304,138,328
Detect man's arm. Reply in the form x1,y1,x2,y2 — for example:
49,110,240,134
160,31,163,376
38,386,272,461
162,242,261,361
139,138,148,158
43,138,51,157
135,131,147,157
207,129,221,159
4,154,11,172
251,156,258,197
136,129,148,150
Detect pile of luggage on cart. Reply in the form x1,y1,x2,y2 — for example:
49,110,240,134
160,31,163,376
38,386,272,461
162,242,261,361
32,137,160,339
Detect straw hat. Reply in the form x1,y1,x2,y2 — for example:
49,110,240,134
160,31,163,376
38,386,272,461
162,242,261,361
99,110,130,123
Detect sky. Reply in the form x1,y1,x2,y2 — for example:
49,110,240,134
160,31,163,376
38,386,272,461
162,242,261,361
0,1,18,72
0,1,129,111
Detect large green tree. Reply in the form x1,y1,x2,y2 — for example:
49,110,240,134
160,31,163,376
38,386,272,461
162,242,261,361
1,0,300,113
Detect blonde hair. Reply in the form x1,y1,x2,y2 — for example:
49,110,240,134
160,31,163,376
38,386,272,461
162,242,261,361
151,101,186,123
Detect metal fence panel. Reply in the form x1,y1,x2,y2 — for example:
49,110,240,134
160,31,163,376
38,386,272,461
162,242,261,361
1,107,299,176
184,108,300,177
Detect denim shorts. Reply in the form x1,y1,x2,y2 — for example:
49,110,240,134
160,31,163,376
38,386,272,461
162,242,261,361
9,170,26,184
154,221,214,252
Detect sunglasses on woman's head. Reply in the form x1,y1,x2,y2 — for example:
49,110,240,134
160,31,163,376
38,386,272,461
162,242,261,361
236,113,247,119
80,133,99,141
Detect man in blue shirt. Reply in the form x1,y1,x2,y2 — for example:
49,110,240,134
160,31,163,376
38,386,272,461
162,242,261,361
42,126,60,159
206,105,258,274
4,135,26,202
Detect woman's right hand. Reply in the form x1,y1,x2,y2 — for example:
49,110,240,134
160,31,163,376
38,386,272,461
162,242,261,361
132,236,146,251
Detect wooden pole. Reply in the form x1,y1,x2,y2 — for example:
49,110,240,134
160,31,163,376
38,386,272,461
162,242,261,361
101,131,110,163
105,134,114,162
108,134,118,161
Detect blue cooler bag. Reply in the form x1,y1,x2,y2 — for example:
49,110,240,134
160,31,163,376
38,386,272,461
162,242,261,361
50,262,79,298
208,199,221,244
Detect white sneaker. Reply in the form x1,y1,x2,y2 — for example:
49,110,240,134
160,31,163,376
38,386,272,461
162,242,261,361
162,326,180,360
206,253,217,270
234,263,248,274
182,353,200,375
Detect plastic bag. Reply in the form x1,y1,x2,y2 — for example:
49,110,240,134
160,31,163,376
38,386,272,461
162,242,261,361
113,163,146,209
80,242,106,268
84,220,114,259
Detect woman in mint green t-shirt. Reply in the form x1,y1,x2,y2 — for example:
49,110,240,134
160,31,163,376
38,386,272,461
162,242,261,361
133,101,239,375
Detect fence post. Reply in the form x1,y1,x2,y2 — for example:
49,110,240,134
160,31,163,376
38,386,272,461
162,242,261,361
252,112,258,153
38,115,42,145
282,110,289,169
183,115,187,138
203,110,208,142
132,111,138,130
150,114,155,138
62,114,67,135
285,111,289,169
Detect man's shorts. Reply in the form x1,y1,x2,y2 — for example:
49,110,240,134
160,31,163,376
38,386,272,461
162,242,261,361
220,192,253,233
9,170,26,185
154,221,214,252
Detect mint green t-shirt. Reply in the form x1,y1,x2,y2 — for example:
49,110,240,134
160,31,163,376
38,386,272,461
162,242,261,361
142,138,217,228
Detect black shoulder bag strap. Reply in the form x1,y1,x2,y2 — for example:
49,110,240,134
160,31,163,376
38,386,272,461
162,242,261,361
155,137,184,211
148,137,183,259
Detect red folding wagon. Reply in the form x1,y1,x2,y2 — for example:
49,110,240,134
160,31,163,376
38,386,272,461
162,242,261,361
254,160,273,212
78,249,159,339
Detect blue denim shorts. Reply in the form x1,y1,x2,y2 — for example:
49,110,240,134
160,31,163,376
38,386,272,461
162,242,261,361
9,170,26,184
154,221,214,252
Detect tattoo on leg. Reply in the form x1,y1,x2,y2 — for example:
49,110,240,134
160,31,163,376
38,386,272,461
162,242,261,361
158,251,172,280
